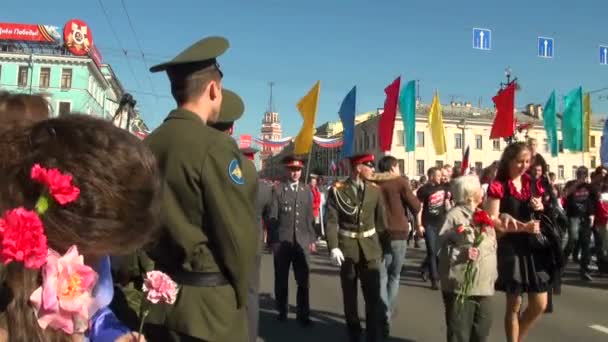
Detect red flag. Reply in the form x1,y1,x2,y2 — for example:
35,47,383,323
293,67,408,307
379,77,401,151
490,83,516,139
460,145,470,175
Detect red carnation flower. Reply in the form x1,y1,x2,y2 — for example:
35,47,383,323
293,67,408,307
31,164,80,205
0,208,48,269
473,210,494,228
456,225,466,234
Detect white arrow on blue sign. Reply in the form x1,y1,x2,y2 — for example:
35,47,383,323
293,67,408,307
473,28,491,50
601,46,608,65
538,37,554,58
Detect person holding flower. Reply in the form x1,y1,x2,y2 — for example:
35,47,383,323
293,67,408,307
0,115,161,341
484,142,552,342
438,175,497,342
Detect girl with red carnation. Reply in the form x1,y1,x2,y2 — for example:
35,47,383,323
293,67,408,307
437,175,497,342
484,142,553,342
0,114,161,342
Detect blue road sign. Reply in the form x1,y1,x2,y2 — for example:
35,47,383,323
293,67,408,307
473,28,491,50
601,46,608,65
538,37,554,58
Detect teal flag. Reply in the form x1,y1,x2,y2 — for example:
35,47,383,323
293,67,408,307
543,91,558,157
399,80,416,152
562,87,584,151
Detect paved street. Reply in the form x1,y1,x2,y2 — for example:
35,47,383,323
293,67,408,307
258,245,608,342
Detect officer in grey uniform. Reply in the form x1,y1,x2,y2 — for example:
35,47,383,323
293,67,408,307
269,155,316,326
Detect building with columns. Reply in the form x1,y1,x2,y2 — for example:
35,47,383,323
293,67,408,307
259,102,605,183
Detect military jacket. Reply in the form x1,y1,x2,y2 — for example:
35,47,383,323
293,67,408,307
256,180,273,248
326,178,386,262
269,181,316,248
143,109,257,340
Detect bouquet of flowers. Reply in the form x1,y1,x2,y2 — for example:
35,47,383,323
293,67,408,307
455,209,494,305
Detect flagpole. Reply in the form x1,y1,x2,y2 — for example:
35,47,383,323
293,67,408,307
305,145,313,184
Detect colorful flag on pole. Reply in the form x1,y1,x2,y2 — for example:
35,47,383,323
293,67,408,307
460,145,470,175
294,81,321,155
400,80,417,152
583,92,591,152
428,90,446,155
562,86,583,152
330,160,337,174
543,91,558,157
490,83,516,139
338,86,356,159
379,77,401,152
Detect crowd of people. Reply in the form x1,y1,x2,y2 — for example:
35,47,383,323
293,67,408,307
0,34,606,342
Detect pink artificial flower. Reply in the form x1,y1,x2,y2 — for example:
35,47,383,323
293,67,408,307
29,245,98,334
31,164,80,205
0,208,48,269
143,271,178,305
456,225,466,234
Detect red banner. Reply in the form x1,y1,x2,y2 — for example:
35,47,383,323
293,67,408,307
0,23,57,42
239,135,252,149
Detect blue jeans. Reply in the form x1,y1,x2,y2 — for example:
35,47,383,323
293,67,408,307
421,224,440,281
566,217,594,272
379,239,407,325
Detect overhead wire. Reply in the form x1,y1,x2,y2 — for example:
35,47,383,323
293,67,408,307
120,0,159,101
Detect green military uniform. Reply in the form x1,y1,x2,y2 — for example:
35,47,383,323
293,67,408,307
142,37,258,342
325,154,386,342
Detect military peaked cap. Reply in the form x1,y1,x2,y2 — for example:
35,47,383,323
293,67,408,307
282,155,305,169
149,36,229,73
215,89,245,124
350,153,375,167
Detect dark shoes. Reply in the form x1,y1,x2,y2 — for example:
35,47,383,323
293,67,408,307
277,311,287,322
298,317,314,327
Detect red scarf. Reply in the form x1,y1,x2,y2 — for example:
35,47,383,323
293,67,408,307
311,186,321,218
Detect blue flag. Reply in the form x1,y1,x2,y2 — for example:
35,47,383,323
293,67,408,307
338,86,356,159
543,91,558,157
601,120,608,166
399,80,416,152
562,87,584,151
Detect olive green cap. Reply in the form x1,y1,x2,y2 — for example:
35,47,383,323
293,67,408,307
215,88,244,124
149,36,229,73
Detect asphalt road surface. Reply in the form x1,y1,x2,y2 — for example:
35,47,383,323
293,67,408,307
257,244,608,342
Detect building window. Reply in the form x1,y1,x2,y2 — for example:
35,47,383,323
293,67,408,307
18,65,28,87
39,67,50,88
475,135,483,150
61,68,72,89
398,159,405,175
416,160,425,176
416,131,425,147
58,102,71,116
591,136,596,148
454,161,462,171
455,133,463,150
475,162,483,174
571,166,578,180
492,139,500,151
395,130,404,146
591,156,597,169
436,160,444,168
558,165,564,179
558,140,564,153
543,139,549,153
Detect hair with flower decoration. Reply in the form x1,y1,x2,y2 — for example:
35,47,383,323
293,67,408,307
0,115,161,341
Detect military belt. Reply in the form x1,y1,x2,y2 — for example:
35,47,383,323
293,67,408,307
338,228,376,239
167,270,229,287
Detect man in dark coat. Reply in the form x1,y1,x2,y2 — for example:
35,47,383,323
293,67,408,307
269,155,316,326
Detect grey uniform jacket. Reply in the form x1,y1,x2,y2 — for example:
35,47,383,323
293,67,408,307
269,182,316,248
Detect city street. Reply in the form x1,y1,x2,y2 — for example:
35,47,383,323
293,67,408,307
258,245,608,342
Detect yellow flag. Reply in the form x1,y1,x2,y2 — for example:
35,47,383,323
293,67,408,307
583,92,591,152
294,81,321,155
428,91,447,155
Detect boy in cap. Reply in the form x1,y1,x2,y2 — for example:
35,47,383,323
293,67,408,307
144,37,257,342
325,153,386,342
268,155,316,326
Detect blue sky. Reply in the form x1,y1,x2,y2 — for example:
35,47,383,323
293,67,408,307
3,0,608,137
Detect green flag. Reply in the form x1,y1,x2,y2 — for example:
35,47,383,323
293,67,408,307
561,87,583,152
399,80,416,152
543,91,558,157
